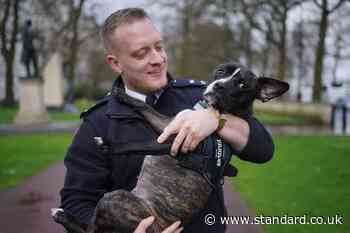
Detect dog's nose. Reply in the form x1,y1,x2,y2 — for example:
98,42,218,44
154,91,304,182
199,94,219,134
214,82,224,90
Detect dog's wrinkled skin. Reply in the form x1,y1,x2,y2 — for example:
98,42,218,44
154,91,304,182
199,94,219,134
52,62,289,233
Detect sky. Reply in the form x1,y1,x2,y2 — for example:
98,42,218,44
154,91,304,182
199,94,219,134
88,0,166,29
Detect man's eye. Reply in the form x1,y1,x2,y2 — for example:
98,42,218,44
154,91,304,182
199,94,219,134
134,50,147,59
155,45,163,51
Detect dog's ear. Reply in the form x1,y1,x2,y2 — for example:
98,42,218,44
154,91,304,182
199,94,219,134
256,77,289,102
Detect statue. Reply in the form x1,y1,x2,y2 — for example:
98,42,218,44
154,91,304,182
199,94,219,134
20,19,40,79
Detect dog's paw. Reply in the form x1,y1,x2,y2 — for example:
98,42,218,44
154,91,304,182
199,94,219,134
51,208,66,224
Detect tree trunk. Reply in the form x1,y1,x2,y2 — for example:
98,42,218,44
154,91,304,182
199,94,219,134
331,34,341,85
177,3,192,77
244,27,253,69
276,7,287,81
3,52,15,106
312,0,328,102
222,0,234,60
1,0,19,106
261,24,273,75
66,0,85,103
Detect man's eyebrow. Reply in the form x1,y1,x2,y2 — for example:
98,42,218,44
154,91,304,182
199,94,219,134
131,38,164,53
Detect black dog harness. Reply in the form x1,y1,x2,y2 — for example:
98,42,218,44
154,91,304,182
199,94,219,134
176,133,232,188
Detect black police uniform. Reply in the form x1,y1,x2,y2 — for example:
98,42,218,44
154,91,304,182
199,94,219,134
60,74,274,233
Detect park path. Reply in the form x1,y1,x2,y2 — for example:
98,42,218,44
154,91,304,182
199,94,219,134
0,161,264,233
0,163,65,233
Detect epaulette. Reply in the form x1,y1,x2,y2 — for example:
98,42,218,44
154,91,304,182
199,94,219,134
171,79,207,88
80,94,111,119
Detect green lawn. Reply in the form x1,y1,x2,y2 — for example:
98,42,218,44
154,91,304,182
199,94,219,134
0,105,81,124
230,136,350,233
0,133,72,190
0,99,313,125
0,99,94,124
254,113,313,125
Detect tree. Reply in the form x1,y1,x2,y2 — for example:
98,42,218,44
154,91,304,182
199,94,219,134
240,0,304,81
150,0,215,77
0,0,20,106
329,6,350,86
28,0,98,103
292,20,306,101
65,0,87,103
312,0,347,102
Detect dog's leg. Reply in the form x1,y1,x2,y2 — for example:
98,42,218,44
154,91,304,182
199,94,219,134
88,190,161,233
113,88,176,155
115,88,171,134
51,208,87,233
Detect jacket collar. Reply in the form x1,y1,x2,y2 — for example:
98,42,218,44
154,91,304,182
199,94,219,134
105,73,174,118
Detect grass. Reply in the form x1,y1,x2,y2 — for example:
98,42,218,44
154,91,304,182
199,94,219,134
0,133,72,191
0,99,94,124
230,136,350,233
254,112,313,125
1,100,313,125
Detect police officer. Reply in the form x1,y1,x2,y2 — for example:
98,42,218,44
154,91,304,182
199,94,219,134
60,8,274,233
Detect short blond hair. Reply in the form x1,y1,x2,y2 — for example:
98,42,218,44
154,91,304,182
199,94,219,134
101,8,149,52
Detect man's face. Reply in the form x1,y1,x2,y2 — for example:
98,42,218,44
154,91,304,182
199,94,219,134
107,18,168,94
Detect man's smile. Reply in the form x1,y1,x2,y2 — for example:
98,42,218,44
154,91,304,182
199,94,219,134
147,66,166,77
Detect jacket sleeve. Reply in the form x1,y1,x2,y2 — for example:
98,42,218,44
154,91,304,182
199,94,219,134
60,118,112,225
235,116,275,163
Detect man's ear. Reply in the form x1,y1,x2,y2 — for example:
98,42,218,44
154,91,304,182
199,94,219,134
106,54,122,74
256,77,290,102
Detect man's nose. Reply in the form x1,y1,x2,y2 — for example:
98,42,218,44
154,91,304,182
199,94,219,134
149,49,164,65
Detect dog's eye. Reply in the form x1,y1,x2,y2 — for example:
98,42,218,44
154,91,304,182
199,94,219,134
216,69,225,76
239,81,247,88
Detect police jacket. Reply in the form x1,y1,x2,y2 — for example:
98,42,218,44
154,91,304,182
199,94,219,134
60,74,275,233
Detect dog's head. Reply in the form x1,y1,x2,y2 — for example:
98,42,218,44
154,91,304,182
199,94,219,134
203,62,289,117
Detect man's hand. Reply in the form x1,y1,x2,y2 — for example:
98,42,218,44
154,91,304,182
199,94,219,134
157,109,218,156
134,216,183,233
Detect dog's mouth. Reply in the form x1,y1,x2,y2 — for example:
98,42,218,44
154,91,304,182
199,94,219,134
203,92,217,107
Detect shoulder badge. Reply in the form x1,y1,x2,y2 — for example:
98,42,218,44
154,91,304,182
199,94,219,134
171,79,207,88
80,95,110,119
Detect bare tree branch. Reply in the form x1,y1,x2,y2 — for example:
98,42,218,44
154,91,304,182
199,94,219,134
329,0,347,13
77,29,99,46
313,0,322,9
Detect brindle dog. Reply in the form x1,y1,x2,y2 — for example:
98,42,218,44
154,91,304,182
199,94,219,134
52,62,289,233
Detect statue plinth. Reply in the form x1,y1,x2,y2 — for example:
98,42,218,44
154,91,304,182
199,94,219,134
15,77,50,125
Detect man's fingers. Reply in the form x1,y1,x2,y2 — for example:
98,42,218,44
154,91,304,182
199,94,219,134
174,227,184,233
158,123,178,143
181,132,194,154
157,130,170,144
158,109,191,143
162,221,182,233
171,127,188,156
134,216,155,233
189,138,200,151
